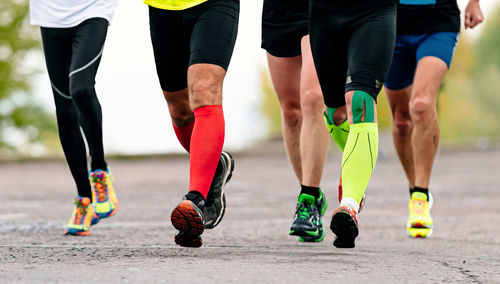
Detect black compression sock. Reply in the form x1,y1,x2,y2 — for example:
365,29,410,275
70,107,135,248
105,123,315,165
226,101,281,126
410,186,429,201
300,185,320,200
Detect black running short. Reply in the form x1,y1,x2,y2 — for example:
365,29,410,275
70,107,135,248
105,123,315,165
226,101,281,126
149,0,239,92
261,0,309,57
309,3,396,108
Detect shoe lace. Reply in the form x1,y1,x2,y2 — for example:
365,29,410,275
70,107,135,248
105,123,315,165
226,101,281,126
74,199,88,224
295,202,313,219
93,175,107,202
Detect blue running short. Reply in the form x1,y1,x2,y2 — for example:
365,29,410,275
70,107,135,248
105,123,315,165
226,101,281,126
384,32,459,90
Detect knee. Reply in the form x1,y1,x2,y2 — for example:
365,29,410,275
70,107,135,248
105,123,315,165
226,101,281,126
163,91,193,126
409,93,436,122
170,110,194,126
393,115,412,137
300,89,324,115
69,81,94,105
189,78,221,108
280,101,302,127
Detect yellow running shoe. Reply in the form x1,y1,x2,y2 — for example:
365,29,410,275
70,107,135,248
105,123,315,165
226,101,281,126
90,168,118,219
64,197,97,236
407,192,433,238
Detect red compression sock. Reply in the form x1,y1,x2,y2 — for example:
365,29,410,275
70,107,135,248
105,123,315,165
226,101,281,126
189,105,225,199
173,121,194,153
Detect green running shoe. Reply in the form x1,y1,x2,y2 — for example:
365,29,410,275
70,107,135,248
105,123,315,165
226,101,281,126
289,194,322,239
298,188,327,242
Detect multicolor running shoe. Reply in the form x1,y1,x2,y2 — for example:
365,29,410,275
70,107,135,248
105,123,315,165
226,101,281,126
171,191,205,248
330,205,359,248
298,189,327,242
204,151,234,229
407,192,433,238
289,194,323,240
90,168,118,219
64,196,98,236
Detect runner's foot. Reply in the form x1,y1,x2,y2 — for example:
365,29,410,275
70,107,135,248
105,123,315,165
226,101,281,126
90,168,118,219
204,151,234,229
171,191,205,247
64,196,98,236
330,205,359,248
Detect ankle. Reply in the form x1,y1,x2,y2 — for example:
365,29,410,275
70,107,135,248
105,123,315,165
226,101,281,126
300,185,320,200
340,197,359,214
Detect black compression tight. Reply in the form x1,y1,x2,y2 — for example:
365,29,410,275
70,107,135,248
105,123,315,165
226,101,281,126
41,18,109,198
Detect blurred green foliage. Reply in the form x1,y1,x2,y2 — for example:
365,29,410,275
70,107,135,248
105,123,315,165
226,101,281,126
260,6,500,145
0,0,58,156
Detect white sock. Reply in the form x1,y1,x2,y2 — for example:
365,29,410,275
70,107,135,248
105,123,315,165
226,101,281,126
340,197,359,213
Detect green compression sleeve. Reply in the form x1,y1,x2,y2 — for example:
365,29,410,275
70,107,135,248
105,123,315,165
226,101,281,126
341,123,378,204
352,90,375,123
324,107,350,152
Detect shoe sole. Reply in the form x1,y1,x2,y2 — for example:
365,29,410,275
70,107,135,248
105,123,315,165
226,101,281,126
407,227,433,238
298,230,325,243
174,233,203,248
289,228,319,238
205,151,234,229
64,229,90,236
171,200,205,238
330,209,358,248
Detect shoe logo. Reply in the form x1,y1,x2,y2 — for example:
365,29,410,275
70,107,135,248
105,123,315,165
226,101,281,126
305,228,319,237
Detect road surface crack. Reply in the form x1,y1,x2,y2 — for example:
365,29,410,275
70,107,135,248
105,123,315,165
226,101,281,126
429,259,482,283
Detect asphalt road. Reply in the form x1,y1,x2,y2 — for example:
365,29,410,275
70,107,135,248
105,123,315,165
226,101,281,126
0,142,499,283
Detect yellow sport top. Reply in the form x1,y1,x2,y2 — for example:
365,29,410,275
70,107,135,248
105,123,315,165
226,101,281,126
144,0,208,10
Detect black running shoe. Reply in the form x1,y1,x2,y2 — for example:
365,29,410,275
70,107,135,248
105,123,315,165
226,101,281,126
298,189,327,242
330,206,359,248
289,194,322,239
171,191,205,247
204,151,234,229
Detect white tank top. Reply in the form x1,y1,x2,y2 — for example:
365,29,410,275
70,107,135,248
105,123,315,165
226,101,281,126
30,0,118,28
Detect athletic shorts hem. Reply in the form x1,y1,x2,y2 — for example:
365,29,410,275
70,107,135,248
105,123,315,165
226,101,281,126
262,45,302,58
190,58,230,71
383,79,413,90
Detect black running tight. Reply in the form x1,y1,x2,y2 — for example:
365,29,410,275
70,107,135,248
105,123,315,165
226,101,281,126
41,17,109,198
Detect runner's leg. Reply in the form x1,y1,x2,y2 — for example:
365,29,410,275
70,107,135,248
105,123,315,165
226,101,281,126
266,54,303,182
386,86,416,187
69,18,109,171
299,35,329,187
41,27,92,199
410,57,447,188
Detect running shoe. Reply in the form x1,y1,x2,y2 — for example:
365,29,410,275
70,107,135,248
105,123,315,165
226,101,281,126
289,194,322,239
171,191,205,247
204,151,235,229
330,205,359,248
64,196,98,236
338,177,366,213
298,188,327,242
407,192,433,238
298,218,325,243
90,168,118,219
174,232,203,248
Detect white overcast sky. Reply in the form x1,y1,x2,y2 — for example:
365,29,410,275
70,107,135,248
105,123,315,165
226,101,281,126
32,0,500,155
